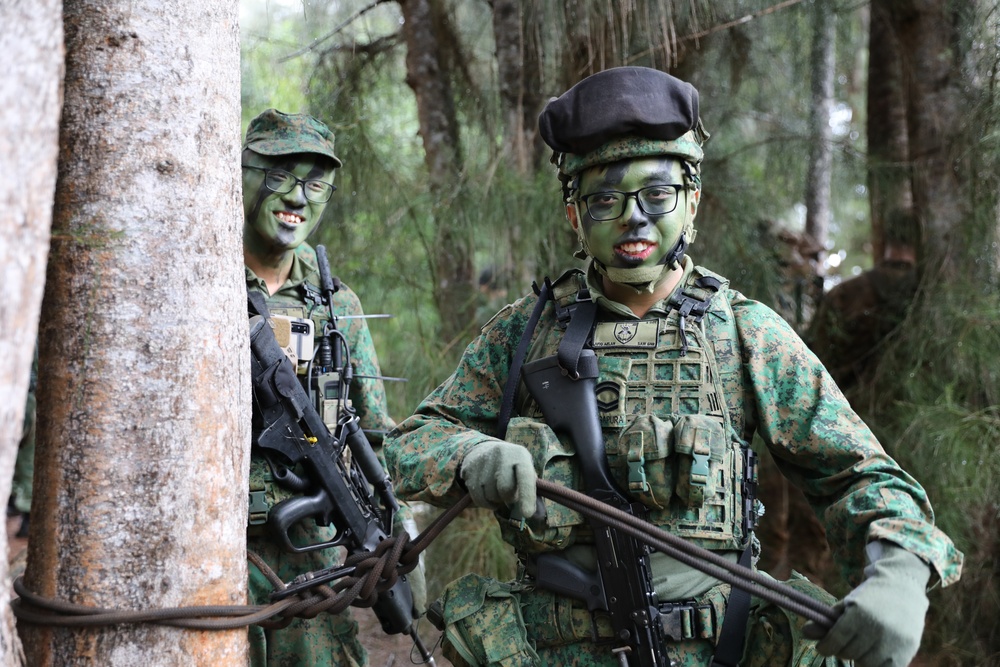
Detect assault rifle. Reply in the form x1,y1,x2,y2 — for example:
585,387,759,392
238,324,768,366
249,246,432,661
522,349,670,667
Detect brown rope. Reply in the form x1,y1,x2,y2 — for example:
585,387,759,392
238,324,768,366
535,479,839,628
11,496,472,630
11,487,836,631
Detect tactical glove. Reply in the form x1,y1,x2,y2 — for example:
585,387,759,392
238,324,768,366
803,540,932,667
460,440,537,519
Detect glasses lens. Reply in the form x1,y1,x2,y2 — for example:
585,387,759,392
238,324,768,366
584,192,625,221
264,169,295,194
303,180,334,203
638,186,679,215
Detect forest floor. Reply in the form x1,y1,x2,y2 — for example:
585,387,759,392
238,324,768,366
354,608,447,667
5,515,449,666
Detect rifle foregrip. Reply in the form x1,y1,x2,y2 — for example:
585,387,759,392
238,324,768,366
342,417,400,516
373,577,416,635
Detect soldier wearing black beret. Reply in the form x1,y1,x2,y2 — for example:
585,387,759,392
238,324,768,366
385,67,961,667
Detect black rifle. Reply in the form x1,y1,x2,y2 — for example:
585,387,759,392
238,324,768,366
249,247,432,661
522,349,670,667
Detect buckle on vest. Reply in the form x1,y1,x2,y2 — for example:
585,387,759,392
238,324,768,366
248,490,269,526
627,437,649,493
689,442,711,504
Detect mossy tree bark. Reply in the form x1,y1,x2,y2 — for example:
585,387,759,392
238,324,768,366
0,0,64,664
19,0,249,664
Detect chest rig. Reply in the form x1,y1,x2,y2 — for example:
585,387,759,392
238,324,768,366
503,269,760,556
247,277,349,529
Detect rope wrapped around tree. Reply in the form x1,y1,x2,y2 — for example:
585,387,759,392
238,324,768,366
10,485,836,631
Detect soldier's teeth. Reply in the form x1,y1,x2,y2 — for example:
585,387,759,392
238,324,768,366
277,212,303,224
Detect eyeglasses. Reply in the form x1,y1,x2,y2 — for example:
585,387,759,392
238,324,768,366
241,165,336,204
579,184,685,222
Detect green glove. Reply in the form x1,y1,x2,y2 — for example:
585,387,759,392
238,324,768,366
803,541,931,667
460,440,537,519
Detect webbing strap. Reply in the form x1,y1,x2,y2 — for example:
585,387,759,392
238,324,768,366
711,544,753,667
497,279,553,436
247,290,270,319
556,292,597,379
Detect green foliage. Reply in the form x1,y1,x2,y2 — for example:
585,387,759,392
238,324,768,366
848,284,1000,663
241,1,314,129
422,507,518,601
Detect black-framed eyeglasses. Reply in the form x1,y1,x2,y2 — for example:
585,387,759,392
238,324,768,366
241,165,336,204
579,184,685,222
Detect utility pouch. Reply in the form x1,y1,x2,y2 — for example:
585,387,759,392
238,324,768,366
433,573,539,667
673,414,726,507
500,417,583,553
743,571,848,667
608,414,676,510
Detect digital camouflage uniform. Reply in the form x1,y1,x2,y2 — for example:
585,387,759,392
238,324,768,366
385,256,962,666
247,242,396,667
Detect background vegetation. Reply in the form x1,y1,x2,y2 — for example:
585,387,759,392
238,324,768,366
241,1,999,663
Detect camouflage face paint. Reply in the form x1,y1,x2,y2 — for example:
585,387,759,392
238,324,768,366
575,157,691,271
242,152,336,256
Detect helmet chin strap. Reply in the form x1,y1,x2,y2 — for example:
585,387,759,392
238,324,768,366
593,232,689,294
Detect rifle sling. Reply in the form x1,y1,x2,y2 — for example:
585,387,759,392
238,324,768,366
247,289,271,319
498,278,553,436
711,544,752,667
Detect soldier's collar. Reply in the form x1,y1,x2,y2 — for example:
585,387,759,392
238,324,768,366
584,256,695,319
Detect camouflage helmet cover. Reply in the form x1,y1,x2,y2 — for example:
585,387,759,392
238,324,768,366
243,109,343,168
538,66,708,177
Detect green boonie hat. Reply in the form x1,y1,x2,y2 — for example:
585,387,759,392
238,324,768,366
243,109,343,168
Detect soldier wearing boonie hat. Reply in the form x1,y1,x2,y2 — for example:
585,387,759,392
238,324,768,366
385,66,962,667
243,109,344,167
241,110,425,667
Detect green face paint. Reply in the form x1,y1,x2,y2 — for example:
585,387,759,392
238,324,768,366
242,152,336,256
575,157,690,273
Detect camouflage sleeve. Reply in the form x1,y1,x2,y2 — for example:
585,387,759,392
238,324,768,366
731,290,963,587
384,296,538,507
334,282,395,447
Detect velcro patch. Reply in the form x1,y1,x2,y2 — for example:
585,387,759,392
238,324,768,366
592,320,659,348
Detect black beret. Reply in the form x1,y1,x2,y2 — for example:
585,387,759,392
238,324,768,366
538,67,700,155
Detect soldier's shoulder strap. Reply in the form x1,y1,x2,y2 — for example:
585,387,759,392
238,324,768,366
247,288,271,319
497,277,557,436
665,265,730,356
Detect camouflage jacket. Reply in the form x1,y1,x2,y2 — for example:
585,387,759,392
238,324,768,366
385,258,962,588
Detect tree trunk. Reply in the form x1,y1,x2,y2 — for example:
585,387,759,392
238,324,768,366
804,0,835,271
400,0,475,348
492,0,546,175
892,0,967,279
0,1,64,664
867,0,912,262
19,0,248,664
